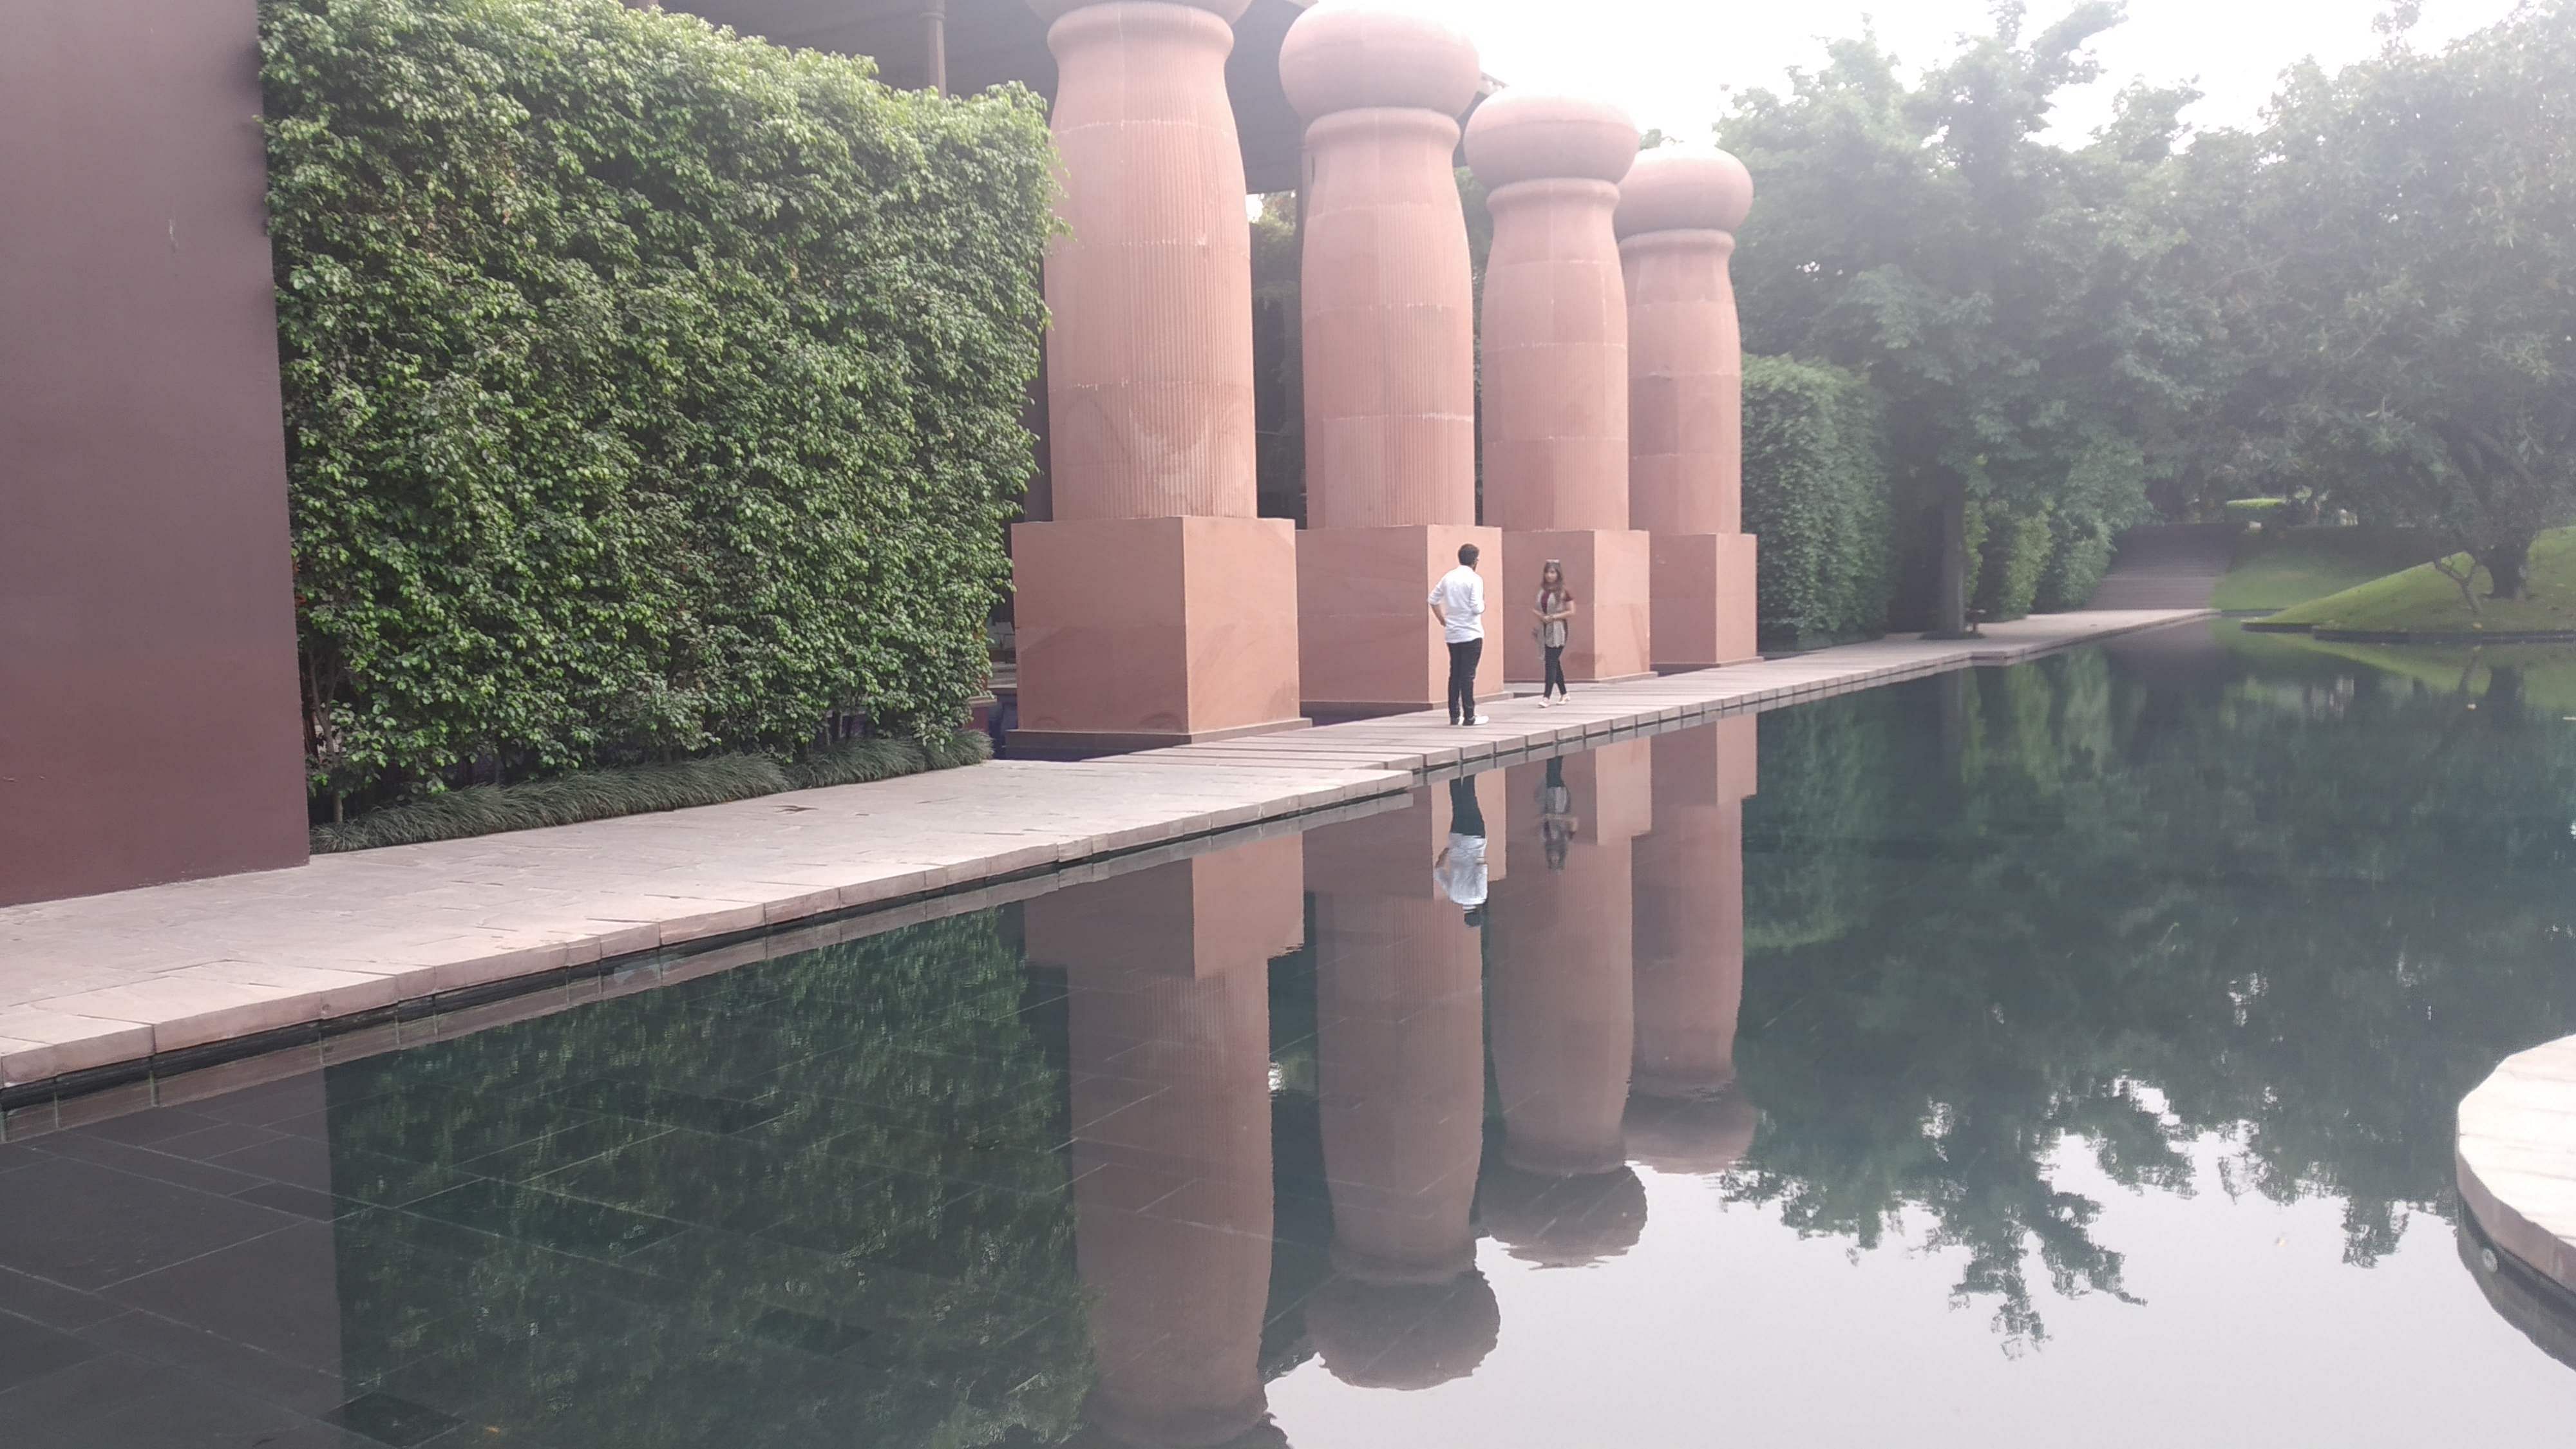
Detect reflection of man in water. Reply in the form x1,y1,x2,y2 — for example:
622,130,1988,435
1434,775,1489,927
1539,756,1577,871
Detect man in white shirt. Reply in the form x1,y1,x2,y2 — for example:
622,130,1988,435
1426,543,1488,726
1434,776,1490,927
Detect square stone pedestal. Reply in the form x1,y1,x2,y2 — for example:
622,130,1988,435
1502,530,1653,684
1297,525,1503,719
1011,515,1307,757
1651,533,1760,672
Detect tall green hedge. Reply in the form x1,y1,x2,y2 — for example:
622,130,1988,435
2035,511,2116,612
1742,357,1896,648
1973,506,2055,623
262,0,1054,804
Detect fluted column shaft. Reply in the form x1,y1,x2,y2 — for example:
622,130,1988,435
1481,178,1632,533
1302,108,1477,528
1624,229,1743,537
1040,2,1255,521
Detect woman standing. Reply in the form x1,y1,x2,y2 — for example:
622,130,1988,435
1532,561,1575,706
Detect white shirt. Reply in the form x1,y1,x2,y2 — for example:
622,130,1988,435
1438,831,1488,908
1428,566,1486,644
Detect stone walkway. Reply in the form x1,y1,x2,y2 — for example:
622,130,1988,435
2458,1033,2576,1300
2085,523,2237,611
0,608,2205,1095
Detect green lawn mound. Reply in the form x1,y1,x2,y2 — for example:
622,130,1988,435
2211,525,2450,612
2259,526,2576,639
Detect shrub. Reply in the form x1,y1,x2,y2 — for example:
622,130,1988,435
2036,511,2117,612
1974,507,2056,622
2224,497,2292,527
1742,357,1896,647
262,0,1054,809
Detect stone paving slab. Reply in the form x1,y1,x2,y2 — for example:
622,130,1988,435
2459,1033,2576,1298
0,607,2207,1092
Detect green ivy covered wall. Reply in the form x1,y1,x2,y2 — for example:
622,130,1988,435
262,0,1054,812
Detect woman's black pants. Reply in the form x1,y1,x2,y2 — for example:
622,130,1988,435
1543,645,1567,698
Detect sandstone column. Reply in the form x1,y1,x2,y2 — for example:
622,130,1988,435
1480,740,1653,1265
1300,775,1504,1388
1465,92,1652,685
1028,836,1302,1447
1620,149,1761,670
1278,5,1498,719
1627,715,1759,1178
1012,0,1303,755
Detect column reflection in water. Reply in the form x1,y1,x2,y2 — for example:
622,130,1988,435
1026,835,1304,1448
1303,775,1506,1388
1482,739,1654,1265
1627,716,1760,1174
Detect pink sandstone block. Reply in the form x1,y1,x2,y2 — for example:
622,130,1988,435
1014,515,1305,751
35,976,324,1054
1298,525,1502,716
179,961,406,1018
0,1008,157,1085
655,902,770,947
431,941,574,993
1501,529,1653,683
1650,532,1761,670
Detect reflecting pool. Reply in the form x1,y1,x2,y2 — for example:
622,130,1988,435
6,622,2576,1446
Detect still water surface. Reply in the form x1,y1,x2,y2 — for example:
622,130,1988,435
5,623,2576,1447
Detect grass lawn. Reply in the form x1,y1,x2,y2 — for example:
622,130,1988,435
2262,525,2576,637
2210,526,2449,611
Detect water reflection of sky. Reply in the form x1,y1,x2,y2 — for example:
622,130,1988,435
1277,1134,2576,1446
9,622,2576,1446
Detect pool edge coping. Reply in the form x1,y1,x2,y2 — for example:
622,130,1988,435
0,607,2217,1118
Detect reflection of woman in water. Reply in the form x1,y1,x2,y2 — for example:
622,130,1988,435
1539,757,1577,871
1434,775,1490,927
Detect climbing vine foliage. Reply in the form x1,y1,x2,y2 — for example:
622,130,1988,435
261,0,1053,803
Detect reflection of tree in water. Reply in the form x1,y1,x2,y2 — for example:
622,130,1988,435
325,913,1091,1446
1737,644,2576,1345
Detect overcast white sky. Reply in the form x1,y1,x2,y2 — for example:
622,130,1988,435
1406,0,2526,143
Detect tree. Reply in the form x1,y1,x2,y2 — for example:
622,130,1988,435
1718,4,2185,633
2191,2,2576,597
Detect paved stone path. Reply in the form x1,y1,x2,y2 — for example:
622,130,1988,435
2086,523,2236,611
0,608,2204,1094
2458,1033,2576,1300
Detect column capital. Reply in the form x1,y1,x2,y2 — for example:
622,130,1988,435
1464,89,1638,190
1280,3,1481,122
1029,0,1249,24
1615,147,1754,239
